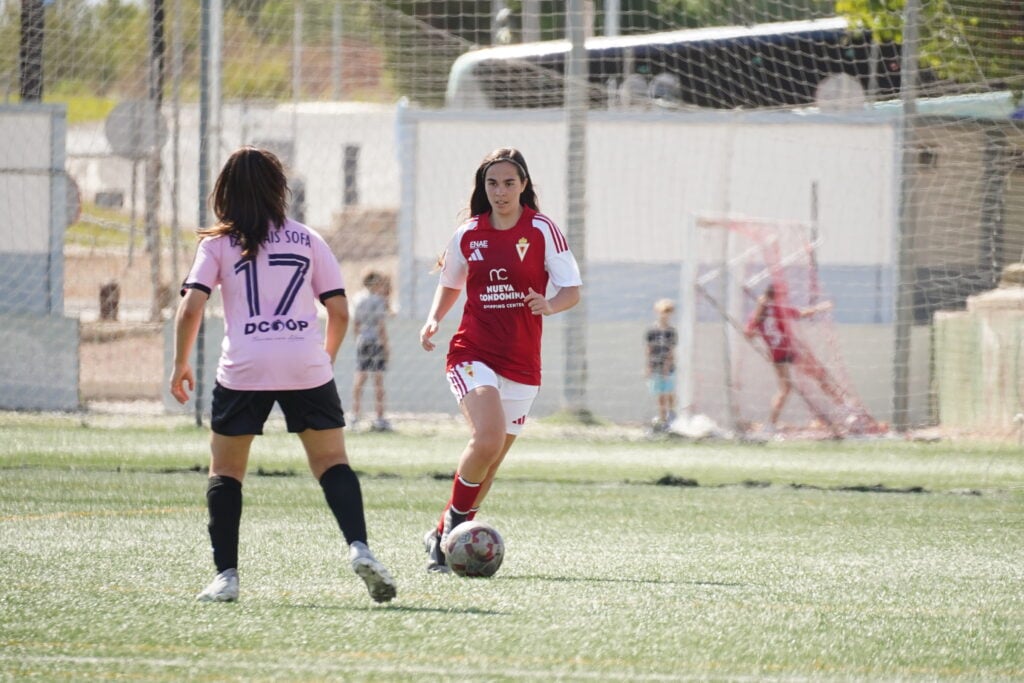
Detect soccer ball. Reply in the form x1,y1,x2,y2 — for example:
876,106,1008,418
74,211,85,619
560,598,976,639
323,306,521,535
443,520,505,578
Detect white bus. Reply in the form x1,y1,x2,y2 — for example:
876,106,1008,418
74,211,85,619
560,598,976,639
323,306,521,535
445,17,902,110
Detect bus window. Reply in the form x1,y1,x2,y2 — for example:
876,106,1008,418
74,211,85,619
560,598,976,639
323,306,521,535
445,17,903,111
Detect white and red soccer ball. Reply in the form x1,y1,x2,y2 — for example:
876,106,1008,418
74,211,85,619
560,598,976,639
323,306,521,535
443,520,505,578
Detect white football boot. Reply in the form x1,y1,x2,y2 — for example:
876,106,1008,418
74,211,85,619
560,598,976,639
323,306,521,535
349,541,397,603
196,568,239,602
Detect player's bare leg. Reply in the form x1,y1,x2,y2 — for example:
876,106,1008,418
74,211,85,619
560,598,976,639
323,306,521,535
299,427,349,478
659,392,675,424
455,386,507,482
444,387,504,533
351,371,367,426
209,433,254,480
470,434,517,513
427,433,515,573
769,363,793,430
426,387,506,573
371,372,390,431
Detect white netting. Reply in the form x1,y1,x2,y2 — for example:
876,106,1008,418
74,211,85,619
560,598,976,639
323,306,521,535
1,0,1022,437
691,215,882,437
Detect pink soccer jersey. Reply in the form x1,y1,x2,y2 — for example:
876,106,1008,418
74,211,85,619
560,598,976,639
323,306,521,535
440,207,582,385
182,219,346,390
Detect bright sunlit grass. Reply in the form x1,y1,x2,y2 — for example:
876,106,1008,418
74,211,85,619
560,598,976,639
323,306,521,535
1,414,1022,680
65,202,192,250
42,92,119,125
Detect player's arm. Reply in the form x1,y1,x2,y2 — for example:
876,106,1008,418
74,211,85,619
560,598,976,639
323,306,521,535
798,300,833,318
745,300,765,338
533,215,582,318
322,293,350,365
525,285,580,316
420,285,461,351
170,287,209,404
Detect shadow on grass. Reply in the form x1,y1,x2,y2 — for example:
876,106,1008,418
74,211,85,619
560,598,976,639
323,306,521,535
500,574,743,588
653,474,962,496
286,602,509,616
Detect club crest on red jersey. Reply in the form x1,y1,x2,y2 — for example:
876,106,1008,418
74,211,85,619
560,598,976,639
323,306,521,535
516,238,530,261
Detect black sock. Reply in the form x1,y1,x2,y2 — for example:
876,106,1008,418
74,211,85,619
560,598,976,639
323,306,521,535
206,475,242,573
319,464,367,546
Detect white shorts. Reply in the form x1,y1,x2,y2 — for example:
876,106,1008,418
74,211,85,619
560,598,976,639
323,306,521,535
446,361,539,436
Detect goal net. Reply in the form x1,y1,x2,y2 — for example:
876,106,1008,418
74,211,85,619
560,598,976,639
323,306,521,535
688,214,883,438
1,1,1023,437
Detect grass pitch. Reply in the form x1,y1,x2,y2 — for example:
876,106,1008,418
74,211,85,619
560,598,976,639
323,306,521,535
1,412,1022,681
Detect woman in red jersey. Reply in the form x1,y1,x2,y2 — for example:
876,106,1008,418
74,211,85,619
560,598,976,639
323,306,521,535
744,282,831,433
418,147,582,573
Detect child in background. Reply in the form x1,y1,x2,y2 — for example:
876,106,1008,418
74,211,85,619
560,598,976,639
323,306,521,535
645,298,678,431
351,269,392,432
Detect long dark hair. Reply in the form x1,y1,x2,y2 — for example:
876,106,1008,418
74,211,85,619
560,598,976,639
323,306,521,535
466,147,539,217
199,147,288,259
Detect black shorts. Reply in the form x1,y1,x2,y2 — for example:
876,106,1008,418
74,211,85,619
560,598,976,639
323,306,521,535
773,351,797,364
210,380,345,436
356,339,388,373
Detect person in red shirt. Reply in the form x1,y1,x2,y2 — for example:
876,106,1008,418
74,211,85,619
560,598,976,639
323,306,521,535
744,282,831,433
418,147,582,573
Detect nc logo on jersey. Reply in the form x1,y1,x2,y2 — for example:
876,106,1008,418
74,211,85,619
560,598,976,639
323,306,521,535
516,238,530,261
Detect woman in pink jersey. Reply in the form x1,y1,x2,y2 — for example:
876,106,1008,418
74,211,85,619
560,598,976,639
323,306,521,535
744,282,831,433
170,147,395,603
418,147,582,573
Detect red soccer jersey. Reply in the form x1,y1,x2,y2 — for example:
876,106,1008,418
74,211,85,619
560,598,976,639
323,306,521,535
439,207,582,385
747,302,798,363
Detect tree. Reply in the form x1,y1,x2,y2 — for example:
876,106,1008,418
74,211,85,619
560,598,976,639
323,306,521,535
611,0,835,33
837,0,1024,93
